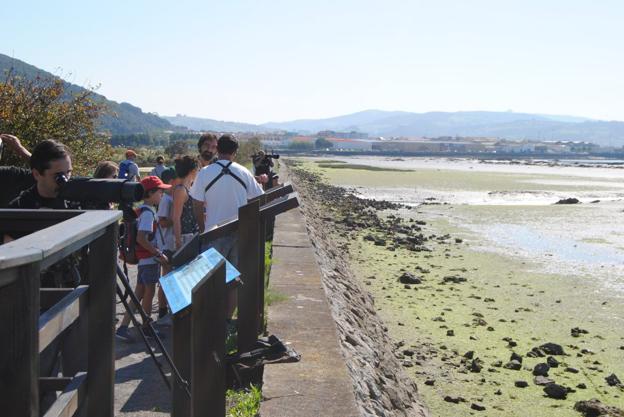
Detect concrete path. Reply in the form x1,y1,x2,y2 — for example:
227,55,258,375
114,264,172,417
260,208,360,417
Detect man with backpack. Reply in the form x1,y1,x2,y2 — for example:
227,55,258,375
190,134,263,244
116,175,171,341
190,134,263,317
118,149,140,181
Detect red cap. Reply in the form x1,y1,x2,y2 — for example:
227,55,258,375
141,175,171,193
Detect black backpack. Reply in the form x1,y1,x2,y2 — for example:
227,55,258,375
204,161,247,193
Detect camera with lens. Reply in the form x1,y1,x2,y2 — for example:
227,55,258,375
55,173,144,208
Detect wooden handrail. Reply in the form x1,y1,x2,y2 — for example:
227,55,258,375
38,286,88,353
171,192,299,267
0,210,121,271
42,372,86,417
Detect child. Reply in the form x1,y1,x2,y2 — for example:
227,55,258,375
116,176,171,341
156,167,178,320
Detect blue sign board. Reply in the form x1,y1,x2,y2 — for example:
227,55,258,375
159,248,240,314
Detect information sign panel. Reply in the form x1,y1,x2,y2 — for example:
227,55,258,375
160,248,240,314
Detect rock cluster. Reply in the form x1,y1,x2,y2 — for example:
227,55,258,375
287,163,430,417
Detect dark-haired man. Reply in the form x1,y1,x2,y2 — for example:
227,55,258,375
190,134,263,236
197,132,218,167
8,139,73,210
190,134,263,318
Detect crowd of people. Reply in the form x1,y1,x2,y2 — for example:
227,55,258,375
0,132,276,341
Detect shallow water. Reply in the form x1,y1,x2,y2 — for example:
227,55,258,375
309,156,624,294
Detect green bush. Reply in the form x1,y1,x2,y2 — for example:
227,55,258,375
0,71,113,175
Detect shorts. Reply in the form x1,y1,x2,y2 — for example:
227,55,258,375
137,263,160,285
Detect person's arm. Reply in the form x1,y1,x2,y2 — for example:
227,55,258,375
136,230,168,264
192,198,205,233
172,186,188,250
157,196,173,227
246,170,265,200
130,163,141,181
159,217,173,228
0,134,31,160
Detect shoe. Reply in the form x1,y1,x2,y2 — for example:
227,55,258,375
143,326,166,340
116,326,133,342
156,314,172,327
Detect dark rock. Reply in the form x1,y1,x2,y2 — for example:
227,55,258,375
446,329,455,337
546,356,560,368
504,360,522,371
398,272,422,285
510,352,523,363
539,343,565,355
576,383,587,389
463,350,475,360
571,327,589,337
555,198,580,204
442,275,467,284
543,383,567,399
469,359,484,373
402,349,415,357
471,403,486,411
565,367,580,374
515,380,529,388
491,360,503,368
533,363,550,377
574,399,624,417
443,395,465,404
424,379,435,386
606,373,622,387
534,376,555,386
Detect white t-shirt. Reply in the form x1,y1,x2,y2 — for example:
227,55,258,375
189,159,264,230
137,204,160,265
156,193,174,251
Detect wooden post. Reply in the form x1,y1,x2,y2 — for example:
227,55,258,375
0,262,41,417
191,260,226,417
173,312,191,417
237,200,261,353
86,223,117,417
257,195,267,333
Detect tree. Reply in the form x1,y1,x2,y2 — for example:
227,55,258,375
165,140,189,158
289,141,314,151
0,71,113,175
315,137,333,149
235,137,263,165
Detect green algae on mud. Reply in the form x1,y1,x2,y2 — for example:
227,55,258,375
297,158,624,417
306,159,624,193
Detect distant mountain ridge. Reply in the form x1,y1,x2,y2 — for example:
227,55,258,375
0,53,177,135
262,110,624,146
163,114,270,133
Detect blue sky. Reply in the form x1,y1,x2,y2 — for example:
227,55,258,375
4,0,624,123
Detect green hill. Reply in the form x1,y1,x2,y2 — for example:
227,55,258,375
0,53,178,135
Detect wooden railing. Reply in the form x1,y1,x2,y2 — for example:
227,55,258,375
170,183,298,417
0,209,121,417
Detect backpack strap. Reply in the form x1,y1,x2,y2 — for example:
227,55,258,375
204,161,247,193
138,206,164,243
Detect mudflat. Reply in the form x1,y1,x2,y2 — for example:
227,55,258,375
289,157,624,417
